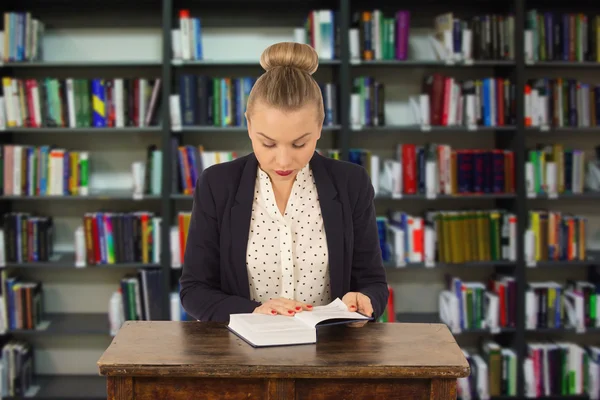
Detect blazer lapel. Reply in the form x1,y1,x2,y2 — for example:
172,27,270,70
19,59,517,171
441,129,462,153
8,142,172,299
230,153,258,298
310,153,344,301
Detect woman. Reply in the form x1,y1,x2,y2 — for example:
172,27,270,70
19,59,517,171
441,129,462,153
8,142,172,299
179,41,389,325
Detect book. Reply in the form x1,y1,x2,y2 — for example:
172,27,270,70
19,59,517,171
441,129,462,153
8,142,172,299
227,298,373,347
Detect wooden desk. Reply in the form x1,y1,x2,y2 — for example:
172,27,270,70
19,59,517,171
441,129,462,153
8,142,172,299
98,321,469,400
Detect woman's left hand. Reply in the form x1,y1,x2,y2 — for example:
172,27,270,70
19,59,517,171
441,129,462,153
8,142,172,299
342,292,373,328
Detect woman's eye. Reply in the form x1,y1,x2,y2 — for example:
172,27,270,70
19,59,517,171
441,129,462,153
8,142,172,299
293,143,306,148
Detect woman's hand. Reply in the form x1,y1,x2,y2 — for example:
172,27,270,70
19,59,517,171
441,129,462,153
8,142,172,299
342,292,373,327
253,298,313,316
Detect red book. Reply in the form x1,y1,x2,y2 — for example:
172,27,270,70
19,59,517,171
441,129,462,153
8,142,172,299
441,77,453,126
402,144,416,194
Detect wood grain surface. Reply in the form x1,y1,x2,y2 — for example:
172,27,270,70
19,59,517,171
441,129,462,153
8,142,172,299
98,321,469,379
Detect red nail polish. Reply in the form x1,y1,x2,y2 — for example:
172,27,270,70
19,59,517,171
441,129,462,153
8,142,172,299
350,305,356,309
288,310,294,314
295,306,301,311
271,310,277,315
307,305,313,308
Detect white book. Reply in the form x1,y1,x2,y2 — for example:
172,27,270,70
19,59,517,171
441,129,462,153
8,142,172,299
227,298,371,347
180,16,191,60
472,355,489,400
169,94,182,130
349,28,360,61
171,29,182,60
170,226,181,268
114,79,124,128
66,78,76,128
438,290,460,333
138,79,147,127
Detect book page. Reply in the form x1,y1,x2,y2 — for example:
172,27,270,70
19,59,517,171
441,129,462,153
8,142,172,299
233,314,309,333
295,298,370,327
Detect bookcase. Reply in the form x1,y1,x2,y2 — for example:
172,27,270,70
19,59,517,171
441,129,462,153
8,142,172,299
1,0,600,398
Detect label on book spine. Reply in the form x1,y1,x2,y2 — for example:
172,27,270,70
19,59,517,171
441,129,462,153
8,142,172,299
426,192,436,199
526,260,536,268
467,123,477,131
133,193,143,200
540,125,549,131
490,325,500,334
172,59,183,66
420,124,431,132
424,260,435,268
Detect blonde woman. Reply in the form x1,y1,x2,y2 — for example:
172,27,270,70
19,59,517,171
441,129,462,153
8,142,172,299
179,42,389,325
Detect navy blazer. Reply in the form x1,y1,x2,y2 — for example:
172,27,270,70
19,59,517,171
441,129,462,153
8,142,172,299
179,151,389,323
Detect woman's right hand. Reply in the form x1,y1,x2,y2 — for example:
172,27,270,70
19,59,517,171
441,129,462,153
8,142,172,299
253,298,313,316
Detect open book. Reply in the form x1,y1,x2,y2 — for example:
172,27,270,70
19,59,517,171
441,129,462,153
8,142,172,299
227,298,373,347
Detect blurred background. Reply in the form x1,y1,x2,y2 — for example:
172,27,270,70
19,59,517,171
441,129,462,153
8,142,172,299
1,0,599,398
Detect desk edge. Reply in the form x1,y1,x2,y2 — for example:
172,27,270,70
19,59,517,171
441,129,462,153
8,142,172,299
97,363,470,379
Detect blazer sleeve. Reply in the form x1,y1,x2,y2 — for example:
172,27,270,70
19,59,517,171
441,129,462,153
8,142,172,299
350,167,389,320
179,169,261,322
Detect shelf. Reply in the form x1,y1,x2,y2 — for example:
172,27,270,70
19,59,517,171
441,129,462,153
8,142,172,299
351,60,515,67
376,193,516,200
352,125,516,132
526,326,600,335
3,252,161,269
9,313,110,336
385,261,516,269
172,59,341,66
3,374,106,400
174,124,341,132
526,61,600,68
526,126,600,133
3,127,162,134
0,61,162,68
0,190,161,201
395,312,516,334
526,251,600,267
528,192,600,199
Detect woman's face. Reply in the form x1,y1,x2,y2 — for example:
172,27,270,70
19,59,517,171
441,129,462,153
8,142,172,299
246,102,322,183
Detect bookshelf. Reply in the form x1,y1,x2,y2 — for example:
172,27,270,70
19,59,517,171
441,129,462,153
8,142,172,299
1,0,600,398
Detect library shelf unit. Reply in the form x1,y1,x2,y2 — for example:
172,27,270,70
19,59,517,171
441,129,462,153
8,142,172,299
1,0,599,398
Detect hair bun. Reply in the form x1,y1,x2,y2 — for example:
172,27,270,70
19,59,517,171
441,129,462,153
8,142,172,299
260,42,319,75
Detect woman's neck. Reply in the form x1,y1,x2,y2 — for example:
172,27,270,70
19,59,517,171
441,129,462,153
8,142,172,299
270,174,296,215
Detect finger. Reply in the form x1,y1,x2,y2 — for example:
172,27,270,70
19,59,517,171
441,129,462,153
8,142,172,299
342,295,358,312
358,295,374,317
271,302,296,316
255,306,279,316
347,320,368,328
293,300,313,311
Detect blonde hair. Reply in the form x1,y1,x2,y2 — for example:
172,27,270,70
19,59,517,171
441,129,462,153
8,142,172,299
246,42,324,123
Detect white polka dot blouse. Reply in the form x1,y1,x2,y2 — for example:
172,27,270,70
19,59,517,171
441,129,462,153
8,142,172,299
245,163,331,306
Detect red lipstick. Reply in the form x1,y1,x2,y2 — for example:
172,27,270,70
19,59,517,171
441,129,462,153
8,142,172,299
275,170,293,176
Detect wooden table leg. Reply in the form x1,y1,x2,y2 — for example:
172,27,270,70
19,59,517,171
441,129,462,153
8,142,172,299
107,376,133,400
430,378,457,400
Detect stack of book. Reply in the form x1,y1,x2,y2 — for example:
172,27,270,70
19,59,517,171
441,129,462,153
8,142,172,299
524,211,587,264
0,77,161,129
439,275,516,334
